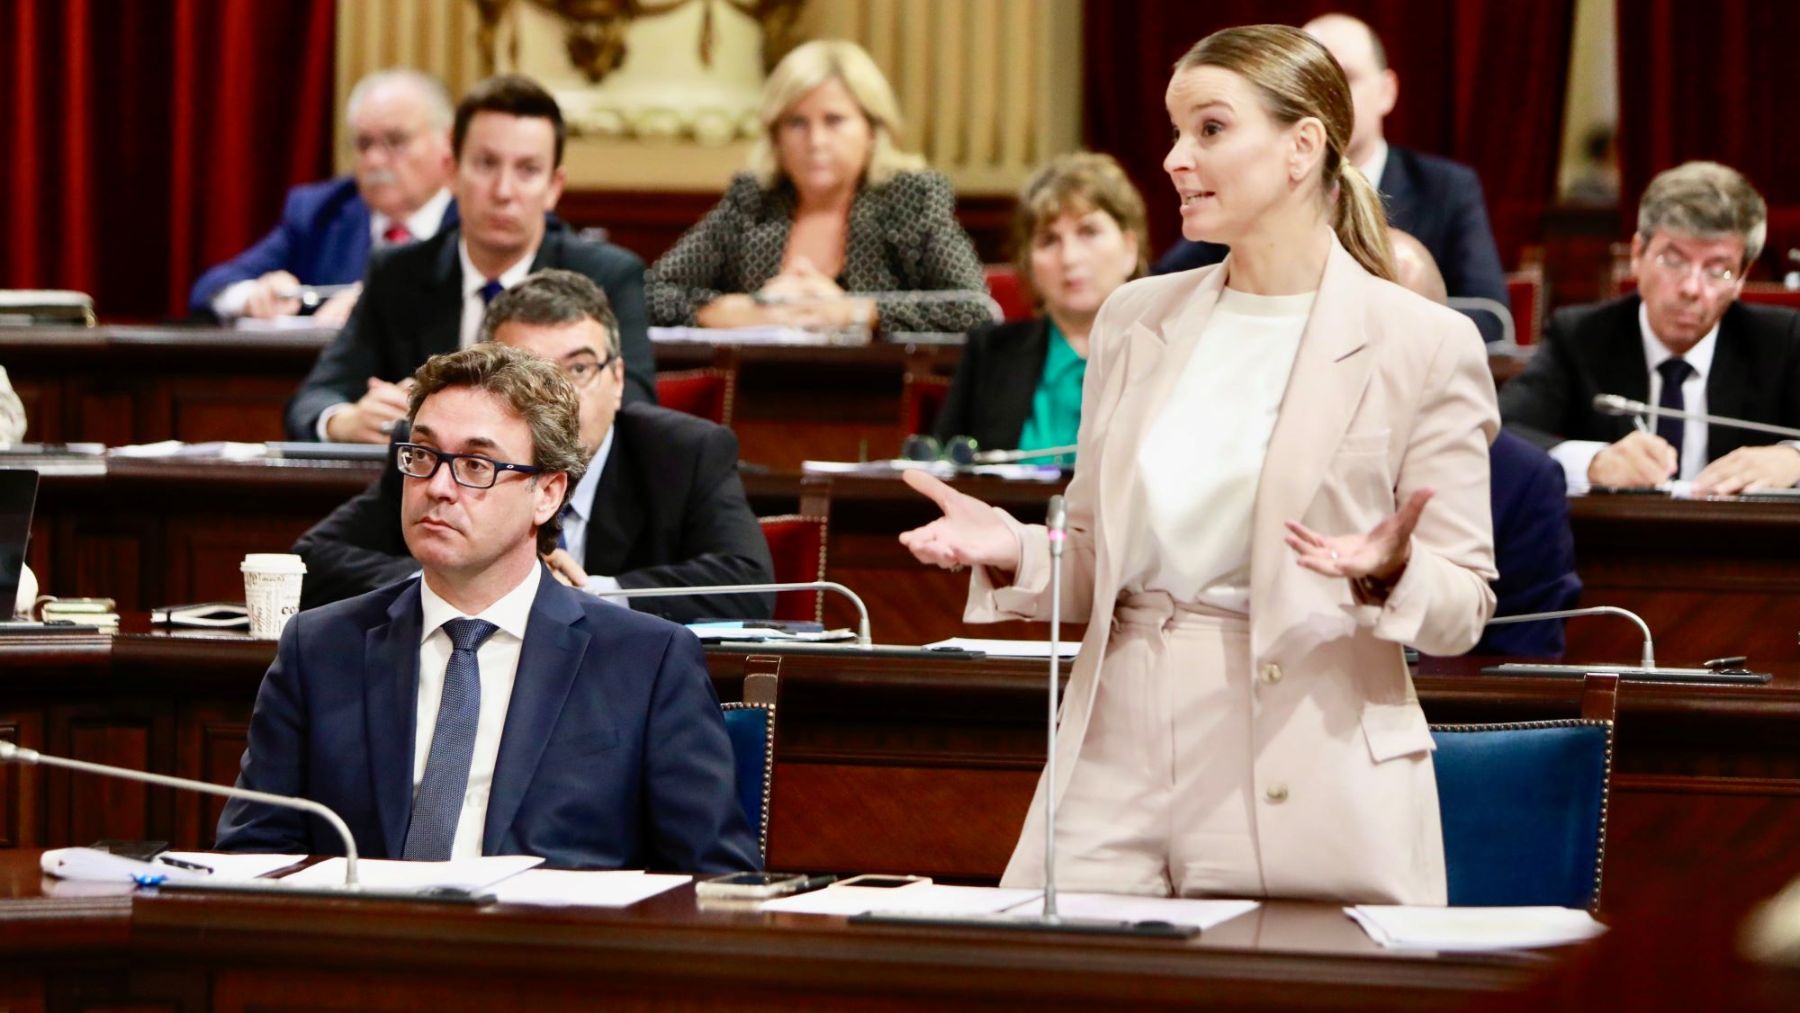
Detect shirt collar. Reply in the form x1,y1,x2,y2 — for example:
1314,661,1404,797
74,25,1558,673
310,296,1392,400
370,188,453,244
458,238,539,300
1638,301,1720,380
564,425,614,526
417,561,540,645
1359,141,1390,191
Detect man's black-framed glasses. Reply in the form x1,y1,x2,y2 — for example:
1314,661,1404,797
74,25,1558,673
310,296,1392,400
394,443,543,489
561,350,617,389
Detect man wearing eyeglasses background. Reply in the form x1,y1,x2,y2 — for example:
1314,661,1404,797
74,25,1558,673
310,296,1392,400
294,270,774,622
220,341,759,871
286,73,656,444
189,68,457,324
1501,161,1800,494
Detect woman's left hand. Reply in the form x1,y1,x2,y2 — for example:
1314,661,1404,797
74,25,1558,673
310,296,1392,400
1284,488,1433,586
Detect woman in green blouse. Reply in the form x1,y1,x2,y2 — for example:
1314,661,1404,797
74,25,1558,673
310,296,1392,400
933,153,1148,465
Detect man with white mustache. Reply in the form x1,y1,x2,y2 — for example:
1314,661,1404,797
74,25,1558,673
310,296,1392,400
190,68,457,325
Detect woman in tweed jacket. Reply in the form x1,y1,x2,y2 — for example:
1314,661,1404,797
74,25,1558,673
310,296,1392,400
647,41,991,336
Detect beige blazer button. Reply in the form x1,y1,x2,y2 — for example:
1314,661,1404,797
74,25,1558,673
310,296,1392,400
1265,784,1289,803
1261,663,1283,685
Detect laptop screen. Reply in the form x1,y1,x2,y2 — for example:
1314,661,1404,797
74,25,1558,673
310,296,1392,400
0,470,39,615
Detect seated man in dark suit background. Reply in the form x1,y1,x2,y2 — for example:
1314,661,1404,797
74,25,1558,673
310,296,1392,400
189,69,457,326
295,270,773,623
1501,161,1800,495
1390,230,1580,657
288,73,655,444
219,343,759,871
1153,13,1513,344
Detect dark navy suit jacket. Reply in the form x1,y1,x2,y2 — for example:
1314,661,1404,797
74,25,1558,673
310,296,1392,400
215,566,760,872
187,177,460,317
1153,145,1512,343
1475,429,1582,657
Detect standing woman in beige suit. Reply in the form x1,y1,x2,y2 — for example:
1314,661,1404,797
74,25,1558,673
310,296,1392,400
900,25,1498,905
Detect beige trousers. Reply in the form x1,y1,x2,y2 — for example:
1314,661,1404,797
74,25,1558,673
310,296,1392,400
1051,591,1265,898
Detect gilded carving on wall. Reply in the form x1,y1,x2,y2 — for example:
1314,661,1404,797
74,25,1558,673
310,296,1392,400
474,0,804,83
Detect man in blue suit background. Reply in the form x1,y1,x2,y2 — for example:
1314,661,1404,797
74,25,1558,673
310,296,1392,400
189,69,457,325
217,342,758,871
1154,14,1513,344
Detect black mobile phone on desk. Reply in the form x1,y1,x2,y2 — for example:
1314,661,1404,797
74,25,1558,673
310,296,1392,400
1585,485,1670,496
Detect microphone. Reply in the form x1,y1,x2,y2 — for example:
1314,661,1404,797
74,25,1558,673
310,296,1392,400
1043,495,1067,919
586,581,873,645
1592,394,1800,440
0,740,361,887
972,444,1079,465
1481,605,1767,682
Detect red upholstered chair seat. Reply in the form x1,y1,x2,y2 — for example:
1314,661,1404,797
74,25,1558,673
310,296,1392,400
758,514,828,623
657,368,736,426
900,373,952,438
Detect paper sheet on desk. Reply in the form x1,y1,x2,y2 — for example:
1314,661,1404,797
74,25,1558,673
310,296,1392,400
279,855,544,892
40,847,304,884
1005,893,1259,930
925,638,1080,659
488,869,690,908
800,459,1061,482
761,884,1040,916
1345,905,1606,951
109,440,267,461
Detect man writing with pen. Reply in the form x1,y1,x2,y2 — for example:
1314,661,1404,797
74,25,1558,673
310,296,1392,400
1502,161,1800,494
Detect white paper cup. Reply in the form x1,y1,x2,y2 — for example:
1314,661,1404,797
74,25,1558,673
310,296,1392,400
242,553,307,640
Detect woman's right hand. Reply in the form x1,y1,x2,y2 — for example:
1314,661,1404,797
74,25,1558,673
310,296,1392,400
898,469,1022,573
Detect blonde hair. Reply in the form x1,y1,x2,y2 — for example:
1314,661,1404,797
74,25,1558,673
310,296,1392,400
750,39,926,189
1012,152,1151,302
1175,25,1395,281
1637,161,1767,267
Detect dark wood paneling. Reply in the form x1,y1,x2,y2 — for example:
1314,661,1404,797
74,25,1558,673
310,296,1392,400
0,714,43,850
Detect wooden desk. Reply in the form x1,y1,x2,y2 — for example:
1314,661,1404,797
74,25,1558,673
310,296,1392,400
0,851,1578,1012
8,630,1800,921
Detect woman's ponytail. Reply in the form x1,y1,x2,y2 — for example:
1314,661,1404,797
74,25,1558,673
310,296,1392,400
1332,162,1396,282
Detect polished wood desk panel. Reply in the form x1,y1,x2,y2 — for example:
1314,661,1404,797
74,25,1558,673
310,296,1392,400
0,851,1576,1012
8,631,1800,919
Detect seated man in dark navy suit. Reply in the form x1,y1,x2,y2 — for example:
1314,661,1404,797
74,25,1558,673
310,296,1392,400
287,73,655,443
1154,13,1512,344
295,270,774,623
189,69,457,325
218,343,759,871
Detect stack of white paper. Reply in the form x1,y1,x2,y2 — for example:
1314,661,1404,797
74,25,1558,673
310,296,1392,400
488,869,690,908
924,638,1081,659
1346,905,1607,951
761,884,1039,916
278,855,544,892
41,847,304,884
1017,893,1259,930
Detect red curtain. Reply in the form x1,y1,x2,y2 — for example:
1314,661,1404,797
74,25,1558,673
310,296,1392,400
1083,0,1574,268
0,0,336,321
1617,1,1800,279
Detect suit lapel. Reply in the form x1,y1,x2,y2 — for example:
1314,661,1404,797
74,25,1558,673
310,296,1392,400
1706,307,1752,458
1096,265,1228,566
1376,149,1416,231
994,320,1050,446
582,416,646,576
1248,240,1377,629
363,583,424,858
1594,300,1651,442
482,568,591,855
418,231,466,360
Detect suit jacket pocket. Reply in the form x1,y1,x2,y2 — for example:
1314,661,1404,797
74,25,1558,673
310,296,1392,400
1361,701,1435,764
1335,428,1393,457
544,725,622,761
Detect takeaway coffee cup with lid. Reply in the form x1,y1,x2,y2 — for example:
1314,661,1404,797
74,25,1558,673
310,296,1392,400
241,553,307,640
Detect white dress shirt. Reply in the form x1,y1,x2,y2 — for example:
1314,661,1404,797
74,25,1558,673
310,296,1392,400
457,241,538,349
560,428,631,606
1126,288,1314,613
370,187,452,247
1549,304,1718,486
1360,141,1390,193
413,563,541,860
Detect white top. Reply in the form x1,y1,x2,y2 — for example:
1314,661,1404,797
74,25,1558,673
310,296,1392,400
457,241,539,349
1126,287,1315,612
413,563,541,860
1550,303,1718,485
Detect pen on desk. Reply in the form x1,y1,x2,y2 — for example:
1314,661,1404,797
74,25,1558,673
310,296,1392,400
155,855,213,874
793,874,838,893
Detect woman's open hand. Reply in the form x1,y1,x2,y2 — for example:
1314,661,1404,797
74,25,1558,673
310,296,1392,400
897,469,1021,573
1284,489,1433,587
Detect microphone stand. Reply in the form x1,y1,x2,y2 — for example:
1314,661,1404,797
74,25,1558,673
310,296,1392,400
1043,495,1065,921
0,740,360,889
1480,606,1768,683
586,581,872,645
1593,394,1800,441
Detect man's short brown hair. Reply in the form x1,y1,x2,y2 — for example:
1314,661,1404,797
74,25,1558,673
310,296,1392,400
407,343,586,554
1637,161,1768,267
453,74,566,168
478,270,620,359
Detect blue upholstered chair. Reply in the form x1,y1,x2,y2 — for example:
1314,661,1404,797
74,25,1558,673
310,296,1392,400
720,669,778,861
1430,676,1617,911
